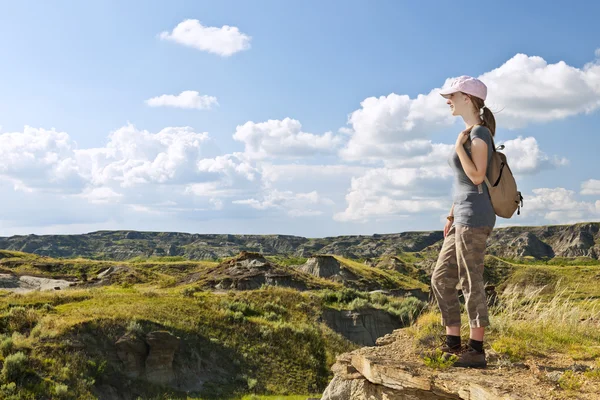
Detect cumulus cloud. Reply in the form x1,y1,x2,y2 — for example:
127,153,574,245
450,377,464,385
0,124,264,221
581,179,600,195
145,91,218,110
340,52,600,162
500,136,568,174
75,124,213,188
0,126,85,192
334,167,452,222
483,53,600,128
339,92,452,162
233,118,344,160
523,187,600,223
159,19,251,57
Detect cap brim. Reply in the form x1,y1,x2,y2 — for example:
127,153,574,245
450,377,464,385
439,87,458,98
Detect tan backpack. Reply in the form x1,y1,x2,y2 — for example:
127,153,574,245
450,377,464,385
482,138,523,218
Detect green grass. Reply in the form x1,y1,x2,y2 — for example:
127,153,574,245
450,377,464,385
498,263,600,300
409,284,600,363
333,256,428,291
264,256,308,267
0,285,355,399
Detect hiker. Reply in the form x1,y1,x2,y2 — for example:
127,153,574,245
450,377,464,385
430,76,496,369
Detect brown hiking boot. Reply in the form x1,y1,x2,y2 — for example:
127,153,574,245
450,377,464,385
439,344,462,360
452,346,487,369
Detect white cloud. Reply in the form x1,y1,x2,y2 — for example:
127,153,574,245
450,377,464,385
334,167,451,222
145,91,218,110
340,52,600,162
581,179,600,195
159,19,251,57
233,118,344,160
339,91,452,162
500,136,568,174
233,189,333,217
75,124,213,188
483,54,600,128
523,187,600,223
0,126,85,192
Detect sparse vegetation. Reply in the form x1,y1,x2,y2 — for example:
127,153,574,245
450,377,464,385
421,349,458,369
0,224,598,398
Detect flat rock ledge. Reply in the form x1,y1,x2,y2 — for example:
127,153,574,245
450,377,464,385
320,329,576,400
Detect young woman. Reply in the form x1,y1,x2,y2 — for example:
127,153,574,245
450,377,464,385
431,75,496,368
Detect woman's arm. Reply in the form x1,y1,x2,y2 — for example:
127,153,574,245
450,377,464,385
455,137,488,185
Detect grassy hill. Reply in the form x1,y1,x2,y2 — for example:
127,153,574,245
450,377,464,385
0,243,599,398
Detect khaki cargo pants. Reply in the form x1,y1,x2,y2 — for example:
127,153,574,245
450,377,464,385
431,224,492,328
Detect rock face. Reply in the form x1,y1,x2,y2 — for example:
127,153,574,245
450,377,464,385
196,251,311,291
299,255,342,277
506,232,555,258
0,222,598,261
116,331,180,385
115,335,148,378
298,255,359,284
145,331,180,385
320,329,584,400
487,222,600,260
0,274,73,293
321,308,405,346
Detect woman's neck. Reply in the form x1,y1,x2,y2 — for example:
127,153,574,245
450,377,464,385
462,112,481,128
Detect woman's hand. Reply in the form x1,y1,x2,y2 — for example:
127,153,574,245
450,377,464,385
444,219,453,238
455,129,470,149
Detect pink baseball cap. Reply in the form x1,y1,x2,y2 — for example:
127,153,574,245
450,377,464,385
439,75,487,101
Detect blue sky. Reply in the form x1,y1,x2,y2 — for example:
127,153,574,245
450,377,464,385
0,0,599,237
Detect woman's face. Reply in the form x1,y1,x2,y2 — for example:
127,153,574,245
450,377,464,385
444,92,471,117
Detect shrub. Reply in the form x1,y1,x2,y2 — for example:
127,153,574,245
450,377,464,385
224,310,246,323
348,297,369,310
421,349,457,369
369,292,390,306
7,306,39,333
41,303,55,313
263,301,287,315
320,288,368,304
54,383,69,398
226,301,261,317
0,337,13,357
2,351,27,382
338,288,364,303
558,370,583,391
264,312,280,321
387,297,427,324
126,320,144,336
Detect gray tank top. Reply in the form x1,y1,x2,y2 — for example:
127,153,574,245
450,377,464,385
449,125,496,228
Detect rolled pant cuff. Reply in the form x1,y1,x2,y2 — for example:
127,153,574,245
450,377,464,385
441,317,461,327
469,319,490,328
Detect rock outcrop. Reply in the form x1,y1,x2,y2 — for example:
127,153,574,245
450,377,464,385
320,328,598,399
115,335,148,378
116,331,180,385
0,273,73,293
191,251,314,291
145,331,180,384
298,255,359,284
321,307,405,346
